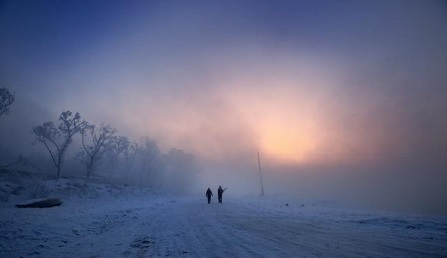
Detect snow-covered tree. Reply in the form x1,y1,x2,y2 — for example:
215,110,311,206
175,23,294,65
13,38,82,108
32,111,82,179
123,139,139,170
161,148,198,193
134,138,163,187
0,87,15,116
79,122,116,180
110,136,139,182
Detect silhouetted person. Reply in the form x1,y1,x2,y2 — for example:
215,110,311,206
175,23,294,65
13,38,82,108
218,186,225,203
206,188,213,204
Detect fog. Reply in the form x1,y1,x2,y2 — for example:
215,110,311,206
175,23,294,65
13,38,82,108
1,0,447,214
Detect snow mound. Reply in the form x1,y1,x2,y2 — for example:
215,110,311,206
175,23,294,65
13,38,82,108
0,171,154,207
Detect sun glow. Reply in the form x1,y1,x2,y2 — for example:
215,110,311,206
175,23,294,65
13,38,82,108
205,50,354,164
259,122,317,163
219,75,324,164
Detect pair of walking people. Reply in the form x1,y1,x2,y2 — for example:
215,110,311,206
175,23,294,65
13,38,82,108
206,186,225,204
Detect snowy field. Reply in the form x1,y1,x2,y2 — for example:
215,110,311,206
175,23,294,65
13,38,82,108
0,180,446,257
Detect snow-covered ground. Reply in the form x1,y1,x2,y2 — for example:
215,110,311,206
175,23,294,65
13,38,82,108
0,177,446,257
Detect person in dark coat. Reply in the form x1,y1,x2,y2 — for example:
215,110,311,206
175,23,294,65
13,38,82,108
206,188,213,204
217,186,225,203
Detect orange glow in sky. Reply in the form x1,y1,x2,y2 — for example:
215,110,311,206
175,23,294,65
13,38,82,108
259,122,317,163
217,70,329,164
112,55,398,166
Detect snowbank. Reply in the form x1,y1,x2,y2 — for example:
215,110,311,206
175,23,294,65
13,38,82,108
0,174,446,257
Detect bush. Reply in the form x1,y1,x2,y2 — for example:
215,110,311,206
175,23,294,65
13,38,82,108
28,179,49,199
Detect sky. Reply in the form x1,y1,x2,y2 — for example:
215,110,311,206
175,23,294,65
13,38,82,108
1,0,447,213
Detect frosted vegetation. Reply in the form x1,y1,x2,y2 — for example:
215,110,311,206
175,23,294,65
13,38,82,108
1,87,196,200
2,105,198,194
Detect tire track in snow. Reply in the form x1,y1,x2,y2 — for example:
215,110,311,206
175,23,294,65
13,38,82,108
122,197,279,257
122,197,447,258
4,196,445,257
40,199,172,258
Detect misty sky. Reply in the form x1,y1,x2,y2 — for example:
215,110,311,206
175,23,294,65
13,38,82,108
1,1,447,213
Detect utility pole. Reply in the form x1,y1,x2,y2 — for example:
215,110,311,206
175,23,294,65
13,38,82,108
257,151,265,196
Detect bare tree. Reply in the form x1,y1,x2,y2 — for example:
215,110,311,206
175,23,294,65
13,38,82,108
117,137,139,184
161,148,198,193
123,139,139,169
0,87,15,116
32,111,83,179
79,122,116,180
108,135,130,165
97,135,138,181
99,135,127,177
135,138,163,187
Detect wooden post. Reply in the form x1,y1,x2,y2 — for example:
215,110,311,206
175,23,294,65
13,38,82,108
257,151,265,196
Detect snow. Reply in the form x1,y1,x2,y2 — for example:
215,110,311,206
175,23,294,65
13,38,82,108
1,185,446,257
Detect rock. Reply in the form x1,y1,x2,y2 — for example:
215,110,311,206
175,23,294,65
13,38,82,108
15,198,62,208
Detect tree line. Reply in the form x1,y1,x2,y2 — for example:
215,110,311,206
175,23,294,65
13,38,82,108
1,87,198,193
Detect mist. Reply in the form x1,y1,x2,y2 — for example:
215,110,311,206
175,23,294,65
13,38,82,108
1,0,447,215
